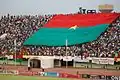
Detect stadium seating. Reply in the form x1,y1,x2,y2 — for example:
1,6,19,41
0,13,120,58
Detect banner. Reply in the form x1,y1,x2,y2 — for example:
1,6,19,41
99,58,108,64
53,56,60,59
19,71,33,76
63,56,73,61
59,73,80,79
54,56,63,60
5,55,13,59
108,58,114,65
0,70,18,75
74,56,89,62
92,58,114,65
44,72,59,77
92,58,99,64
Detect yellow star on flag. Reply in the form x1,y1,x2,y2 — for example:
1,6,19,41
69,25,78,30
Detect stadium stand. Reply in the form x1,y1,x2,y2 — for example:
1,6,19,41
0,13,120,59
0,14,53,54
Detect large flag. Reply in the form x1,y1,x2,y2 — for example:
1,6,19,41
23,13,119,46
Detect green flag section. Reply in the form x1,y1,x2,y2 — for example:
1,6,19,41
13,54,23,62
24,24,109,46
13,59,23,62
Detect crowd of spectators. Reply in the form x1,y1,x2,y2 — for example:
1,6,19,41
82,19,120,58
0,14,120,58
0,14,53,55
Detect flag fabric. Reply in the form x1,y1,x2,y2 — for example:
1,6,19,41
24,24,109,46
44,13,119,27
24,13,119,46
13,54,23,62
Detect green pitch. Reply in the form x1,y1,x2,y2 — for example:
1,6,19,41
0,75,75,80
